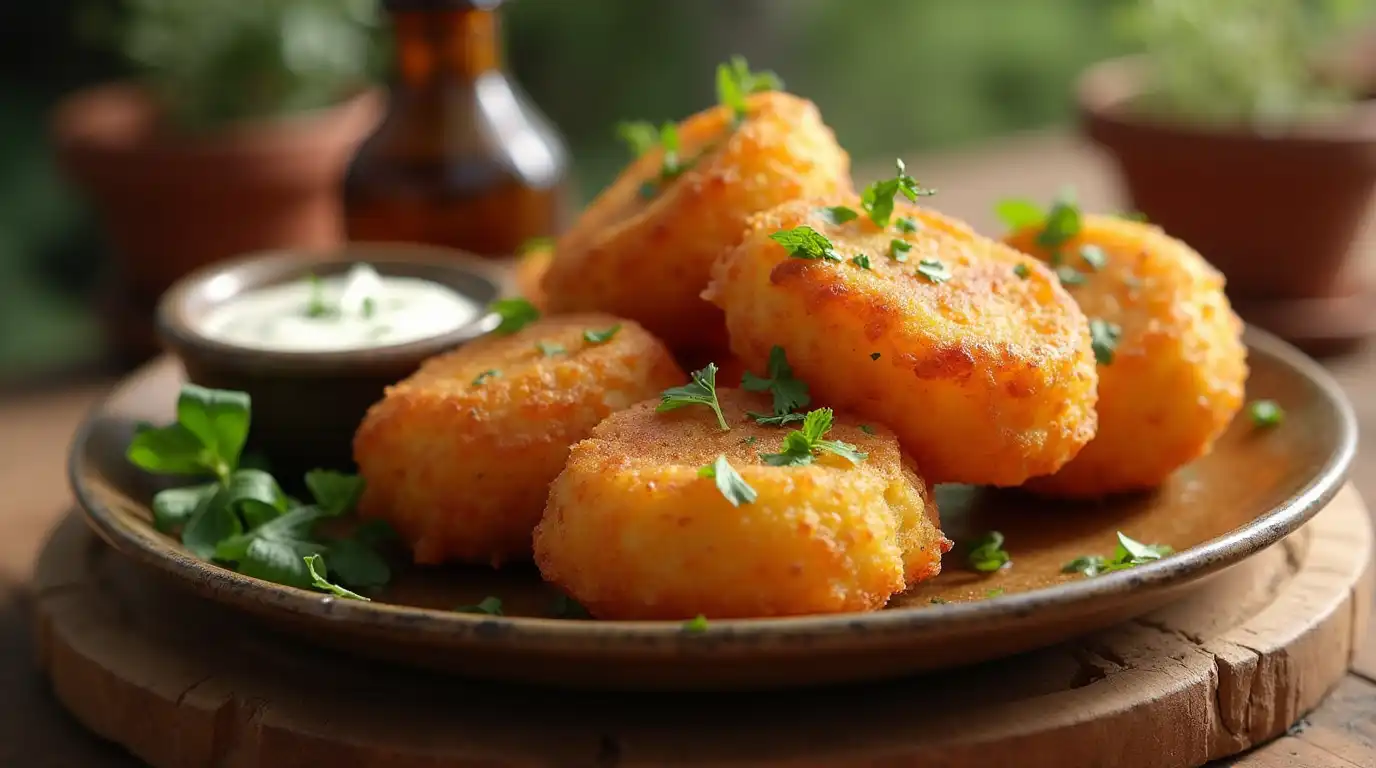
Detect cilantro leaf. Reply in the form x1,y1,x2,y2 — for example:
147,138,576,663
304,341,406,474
967,531,1011,573
472,369,501,387
895,216,921,234
305,470,364,516
740,346,810,419
818,205,859,225
180,490,244,560
769,226,841,261
583,324,622,344
683,614,709,633
657,363,728,430
304,554,370,601
716,55,783,121
851,254,871,270
325,537,390,589
536,341,567,357
1062,532,1172,578
1089,318,1123,365
1036,192,1081,253
813,437,868,464
916,259,951,283
994,198,1046,231
860,158,937,228
858,424,876,435
151,483,217,533
1062,555,1108,577
760,408,866,466
456,596,504,616
127,422,215,477
747,411,806,427
616,120,659,156
550,594,592,619
214,503,327,564
697,455,757,507
888,239,912,262
1013,263,1031,279
175,384,250,479
1080,244,1108,271
489,297,540,334
1249,399,1284,428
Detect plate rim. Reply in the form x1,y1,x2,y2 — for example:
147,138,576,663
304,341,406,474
67,325,1357,652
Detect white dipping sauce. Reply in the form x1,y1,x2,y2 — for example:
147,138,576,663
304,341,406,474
200,264,482,352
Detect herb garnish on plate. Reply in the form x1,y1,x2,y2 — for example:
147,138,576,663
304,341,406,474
1062,532,1173,577
760,408,866,467
657,363,729,430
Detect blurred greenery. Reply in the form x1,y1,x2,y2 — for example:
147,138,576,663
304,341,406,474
1,0,1143,380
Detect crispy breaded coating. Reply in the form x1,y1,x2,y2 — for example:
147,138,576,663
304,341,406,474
541,91,852,354
353,315,684,566
533,390,950,620
704,199,1099,486
1004,215,1248,497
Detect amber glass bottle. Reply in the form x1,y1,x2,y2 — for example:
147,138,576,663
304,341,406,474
344,0,568,256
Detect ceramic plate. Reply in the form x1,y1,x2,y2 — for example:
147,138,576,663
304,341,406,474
69,327,1354,691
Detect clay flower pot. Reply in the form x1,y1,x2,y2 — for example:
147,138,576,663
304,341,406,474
1077,55,1376,353
52,83,383,365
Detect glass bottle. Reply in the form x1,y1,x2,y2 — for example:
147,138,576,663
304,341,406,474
344,0,568,257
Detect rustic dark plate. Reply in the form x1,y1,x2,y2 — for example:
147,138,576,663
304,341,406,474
68,327,1354,691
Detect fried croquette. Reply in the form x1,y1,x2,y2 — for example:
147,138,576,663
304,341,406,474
353,315,685,566
1004,214,1248,498
513,243,553,311
704,199,1099,487
533,390,951,620
541,91,853,354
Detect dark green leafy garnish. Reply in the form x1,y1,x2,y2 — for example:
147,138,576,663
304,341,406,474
550,594,591,619
818,205,859,225
1063,532,1172,577
760,408,866,467
536,341,566,357
860,158,937,228
1089,318,1122,365
930,596,949,605
455,596,504,616
895,216,920,234
658,364,728,430
1036,192,1082,253
304,273,336,318
1249,399,1284,428
683,614,709,633
361,296,377,319
716,55,783,122
851,254,872,270
1080,244,1108,271
769,226,841,262
471,369,501,387
985,588,1005,598
583,324,622,344
858,424,876,435
489,297,540,334
742,345,811,422
749,412,806,427
698,455,757,507
1013,263,1031,279
305,554,369,601
967,531,1011,573
888,239,912,262
993,198,1045,230
916,259,951,283
616,120,659,156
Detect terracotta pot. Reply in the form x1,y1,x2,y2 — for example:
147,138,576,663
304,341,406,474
1077,56,1376,352
52,83,383,365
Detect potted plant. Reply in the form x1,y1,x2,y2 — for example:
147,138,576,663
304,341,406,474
1077,0,1376,353
52,0,384,365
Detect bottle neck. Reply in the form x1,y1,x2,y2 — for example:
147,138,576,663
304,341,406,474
390,8,501,88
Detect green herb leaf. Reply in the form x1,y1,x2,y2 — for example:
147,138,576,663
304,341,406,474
304,554,370,601
456,596,504,616
1249,399,1284,428
583,324,622,344
716,55,783,121
967,531,1011,573
361,296,377,319
858,424,875,435
126,422,214,477
760,408,866,466
740,346,810,420
985,588,1005,598
472,369,501,387
150,483,217,533
748,411,806,427
860,159,937,228
305,470,365,516
895,216,921,234
616,120,659,156
181,490,244,560
325,537,391,589
697,455,757,507
995,198,1046,230
818,205,859,225
851,254,871,270
215,504,329,586
1062,555,1108,577
930,596,949,605
1089,318,1123,365
657,363,729,430
769,226,841,261
1013,263,1031,279
1056,265,1087,286
1080,244,1108,271
1036,192,1081,252
489,297,540,334
305,274,335,318
916,259,951,283
536,341,567,357
888,239,912,262
1063,531,1172,578
683,614,709,633
550,594,591,619
173,384,250,478
658,122,683,177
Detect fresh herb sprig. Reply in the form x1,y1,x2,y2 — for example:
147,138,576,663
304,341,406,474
967,531,1011,573
1062,532,1173,577
760,408,866,467
658,363,729,430
716,55,782,123
770,226,841,262
860,159,937,228
489,297,540,334
1089,318,1123,365
742,346,811,425
1249,399,1284,428
698,455,757,507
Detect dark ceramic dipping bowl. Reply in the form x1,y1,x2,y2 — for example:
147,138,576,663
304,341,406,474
156,244,509,474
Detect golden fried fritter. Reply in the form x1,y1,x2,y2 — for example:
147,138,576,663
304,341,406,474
541,91,852,354
513,244,553,311
1004,215,1247,497
704,199,1099,487
533,390,950,620
354,315,684,566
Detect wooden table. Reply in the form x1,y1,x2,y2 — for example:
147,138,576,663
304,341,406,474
3,132,1375,767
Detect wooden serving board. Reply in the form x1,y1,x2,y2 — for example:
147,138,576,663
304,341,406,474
33,485,1373,768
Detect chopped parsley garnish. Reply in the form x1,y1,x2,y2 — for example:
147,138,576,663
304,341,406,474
716,55,782,123
819,205,859,225
742,345,811,422
1249,399,1284,428
851,254,872,270
657,122,687,180
1037,191,1082,253
471,369,501,387
304,274,335,318
760,408,866,467
455,596,504,616
895,216,921,234
750,412,805,427
360,296,377,319
683,614,709,632
742,435,758,445
1063,532,1172,577
697,455,758,507
993,198,1046,231
1013,263,1031,279
888,239,912,262
616,120,659,156
550,594,591,619
489,297,540,334
536,341,566,357
916,259,951,283
622,121,694,199
1056,265,1087,286
930,596,949,605
583,324,622,344
305,554,369,601
870,352,881,360
967,531,1011,573
769,226,841,261
1089,318,1122,365
858,424,875,435
985,588,1005,598
1080,244,1108,271
860,158,936,228
658,363,728,430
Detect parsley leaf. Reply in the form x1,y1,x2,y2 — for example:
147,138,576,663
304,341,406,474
128,384,251,482
860,158,936,228
471,369,501,387
616,120,659,156
304,554,370,601
967,531,1011,573
1062,532,1172,577
1080,244,1108,271
583,324,622,344
769,226,841,261
819,205,859,225
851,254,871,270
1089,318,1122,365
895,216,921,234
697,455,757,507
888,239,912,262
916,259,951,283
740,346,810,420
304,273,335,318
658,364,728,430
489,297,540,334
536,341,567,357
760,408,866,466
1036,192,1082,254
1061,555,1108,577
1013,263,1031,279
658,122,685,178
994,198,1046,230
456,596,504,616
305,469,365,516
747,411,806,427
151,483,217,533
858,424,875,435
1249,399,1284,428
716,55,783,122
683,614,709,633
215,503,328,587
